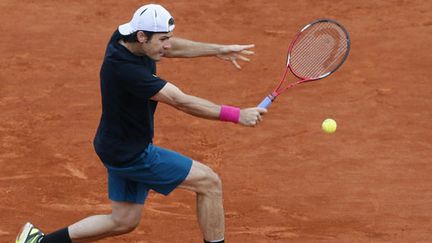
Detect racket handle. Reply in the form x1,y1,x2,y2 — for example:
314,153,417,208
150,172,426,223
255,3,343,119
258,95,275,108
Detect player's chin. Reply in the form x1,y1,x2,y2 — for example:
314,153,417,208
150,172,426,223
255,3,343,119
152,53,164,61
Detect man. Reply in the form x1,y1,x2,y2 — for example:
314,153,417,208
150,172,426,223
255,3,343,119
17,4,266,243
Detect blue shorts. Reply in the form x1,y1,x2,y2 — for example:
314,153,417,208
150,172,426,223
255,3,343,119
103,144,193,204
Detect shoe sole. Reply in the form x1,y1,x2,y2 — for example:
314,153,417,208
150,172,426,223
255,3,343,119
16,222,33,243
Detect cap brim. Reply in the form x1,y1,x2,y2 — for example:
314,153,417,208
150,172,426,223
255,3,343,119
118,23,133,35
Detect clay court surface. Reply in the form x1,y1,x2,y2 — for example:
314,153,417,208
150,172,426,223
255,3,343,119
1,0,432,242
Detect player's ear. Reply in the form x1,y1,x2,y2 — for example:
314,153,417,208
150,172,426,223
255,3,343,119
136,31,148,43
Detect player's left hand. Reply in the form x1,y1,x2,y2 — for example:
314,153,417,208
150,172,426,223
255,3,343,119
217,44,255,69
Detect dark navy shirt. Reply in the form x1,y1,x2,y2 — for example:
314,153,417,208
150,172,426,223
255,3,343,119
94,30,167,165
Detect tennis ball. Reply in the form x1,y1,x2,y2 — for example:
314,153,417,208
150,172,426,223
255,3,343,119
322,118,337,134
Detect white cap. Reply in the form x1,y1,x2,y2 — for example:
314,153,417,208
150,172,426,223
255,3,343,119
118,4,175,35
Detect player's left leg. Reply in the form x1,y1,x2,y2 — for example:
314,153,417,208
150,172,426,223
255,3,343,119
67,200,143,241
17,201,143,243
16,222,45,243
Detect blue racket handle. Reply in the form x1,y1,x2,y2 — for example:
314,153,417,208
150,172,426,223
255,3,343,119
258,96,274,108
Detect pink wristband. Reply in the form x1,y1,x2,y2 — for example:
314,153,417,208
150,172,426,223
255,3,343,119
219,105,240,123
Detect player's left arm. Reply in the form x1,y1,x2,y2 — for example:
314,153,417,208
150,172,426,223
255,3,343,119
164,37,254,69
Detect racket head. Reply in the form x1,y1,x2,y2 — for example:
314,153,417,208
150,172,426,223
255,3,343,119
287,19,350,81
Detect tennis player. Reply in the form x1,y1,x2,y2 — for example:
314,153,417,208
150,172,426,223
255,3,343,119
16,3,266,243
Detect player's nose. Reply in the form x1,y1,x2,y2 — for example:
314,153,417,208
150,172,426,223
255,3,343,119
163,41,172,49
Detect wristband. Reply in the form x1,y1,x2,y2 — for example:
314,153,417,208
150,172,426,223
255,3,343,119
219,105,240,123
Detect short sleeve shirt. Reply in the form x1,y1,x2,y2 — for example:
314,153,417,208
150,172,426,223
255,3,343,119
94,30,167,164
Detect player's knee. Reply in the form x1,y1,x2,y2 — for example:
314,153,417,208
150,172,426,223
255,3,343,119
201,169,223,197
111,213,140,234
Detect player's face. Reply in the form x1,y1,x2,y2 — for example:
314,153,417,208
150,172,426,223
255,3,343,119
142,32,173,61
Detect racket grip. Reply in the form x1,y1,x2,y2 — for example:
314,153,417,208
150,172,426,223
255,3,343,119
258,95,274,108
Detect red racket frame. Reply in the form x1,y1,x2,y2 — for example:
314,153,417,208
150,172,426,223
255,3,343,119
257,19,350,108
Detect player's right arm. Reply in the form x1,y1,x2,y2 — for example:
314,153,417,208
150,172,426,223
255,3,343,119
151,82,266,126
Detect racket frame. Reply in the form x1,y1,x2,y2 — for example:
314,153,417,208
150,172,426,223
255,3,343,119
258,19,350,108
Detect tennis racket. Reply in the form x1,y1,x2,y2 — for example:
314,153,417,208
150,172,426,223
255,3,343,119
258,19,350,108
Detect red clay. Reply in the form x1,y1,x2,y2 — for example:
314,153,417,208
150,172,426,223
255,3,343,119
1,0,432,242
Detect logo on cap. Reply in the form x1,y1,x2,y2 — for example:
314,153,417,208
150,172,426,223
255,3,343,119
118,4,175,35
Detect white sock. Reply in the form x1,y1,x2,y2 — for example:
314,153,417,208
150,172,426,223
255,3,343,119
207,238,224,243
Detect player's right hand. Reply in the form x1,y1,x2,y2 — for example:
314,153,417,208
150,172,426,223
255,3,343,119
239,107,267,126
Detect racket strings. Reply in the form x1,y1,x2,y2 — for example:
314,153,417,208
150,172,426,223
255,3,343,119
290,22,348,79
294,24,346,75
300,44,347,78
295,28,345,77
295,29,346,77
294,24,336,67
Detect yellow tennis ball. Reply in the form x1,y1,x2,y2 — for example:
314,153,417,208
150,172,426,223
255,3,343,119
322,118,337,134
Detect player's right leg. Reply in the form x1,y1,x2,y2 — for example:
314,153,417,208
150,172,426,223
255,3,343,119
178,160,224,243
